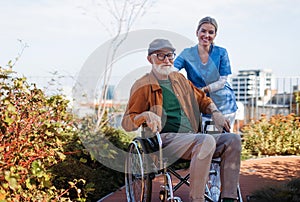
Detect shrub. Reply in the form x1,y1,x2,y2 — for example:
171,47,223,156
0,68,83,201
242,113,300,158
68,114,134,200
0,66,135,201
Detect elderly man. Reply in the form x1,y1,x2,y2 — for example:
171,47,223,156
122,39,241,202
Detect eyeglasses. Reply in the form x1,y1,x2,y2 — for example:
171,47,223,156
152,53,176,61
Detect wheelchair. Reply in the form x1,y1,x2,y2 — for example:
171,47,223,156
125,122,243,202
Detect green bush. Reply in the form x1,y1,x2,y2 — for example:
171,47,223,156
242,113,300,158
72,114,135,200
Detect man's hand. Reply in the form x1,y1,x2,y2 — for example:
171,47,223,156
211,111,230,132
135,111,161,132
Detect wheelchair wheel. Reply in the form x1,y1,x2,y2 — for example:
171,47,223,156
237,184,243,202
125,139,152,202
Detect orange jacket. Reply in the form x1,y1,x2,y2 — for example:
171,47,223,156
121,71,213,132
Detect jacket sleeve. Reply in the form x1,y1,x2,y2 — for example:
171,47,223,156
121,82,148,132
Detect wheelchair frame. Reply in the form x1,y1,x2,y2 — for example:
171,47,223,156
125,125,243,202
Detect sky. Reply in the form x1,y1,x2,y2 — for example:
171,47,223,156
1,0,300,90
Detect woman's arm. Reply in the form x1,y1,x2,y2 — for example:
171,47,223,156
203,75,227,93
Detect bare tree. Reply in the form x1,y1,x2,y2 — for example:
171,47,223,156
79,0,155,129
4,39,29,71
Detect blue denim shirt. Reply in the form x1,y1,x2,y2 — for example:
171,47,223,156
174,45,237,115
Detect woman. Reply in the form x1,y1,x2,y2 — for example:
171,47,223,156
174,16,237,132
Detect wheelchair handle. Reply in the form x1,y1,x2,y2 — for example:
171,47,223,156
156,132,164,171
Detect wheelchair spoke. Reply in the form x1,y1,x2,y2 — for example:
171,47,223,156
125,139,152,202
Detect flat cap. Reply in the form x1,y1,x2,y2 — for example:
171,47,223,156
148,39,175,55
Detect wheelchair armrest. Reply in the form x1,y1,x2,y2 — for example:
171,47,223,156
204,120,220,134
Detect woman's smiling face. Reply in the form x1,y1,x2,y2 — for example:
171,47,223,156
197,23,217,46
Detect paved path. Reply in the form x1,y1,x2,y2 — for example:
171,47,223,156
99,156,300,202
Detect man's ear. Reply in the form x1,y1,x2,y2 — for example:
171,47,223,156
147,55,153,64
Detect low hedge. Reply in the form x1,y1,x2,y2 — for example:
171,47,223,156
242,113,300,158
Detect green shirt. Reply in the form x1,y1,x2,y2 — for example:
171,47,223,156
158,79,193,133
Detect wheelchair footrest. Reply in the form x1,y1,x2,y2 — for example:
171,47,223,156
167,196,182,202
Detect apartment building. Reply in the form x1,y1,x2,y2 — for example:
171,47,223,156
231,69,274,104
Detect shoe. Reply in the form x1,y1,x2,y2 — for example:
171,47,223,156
222,198,234,202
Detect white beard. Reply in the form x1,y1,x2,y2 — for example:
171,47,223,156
153,63,174,76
